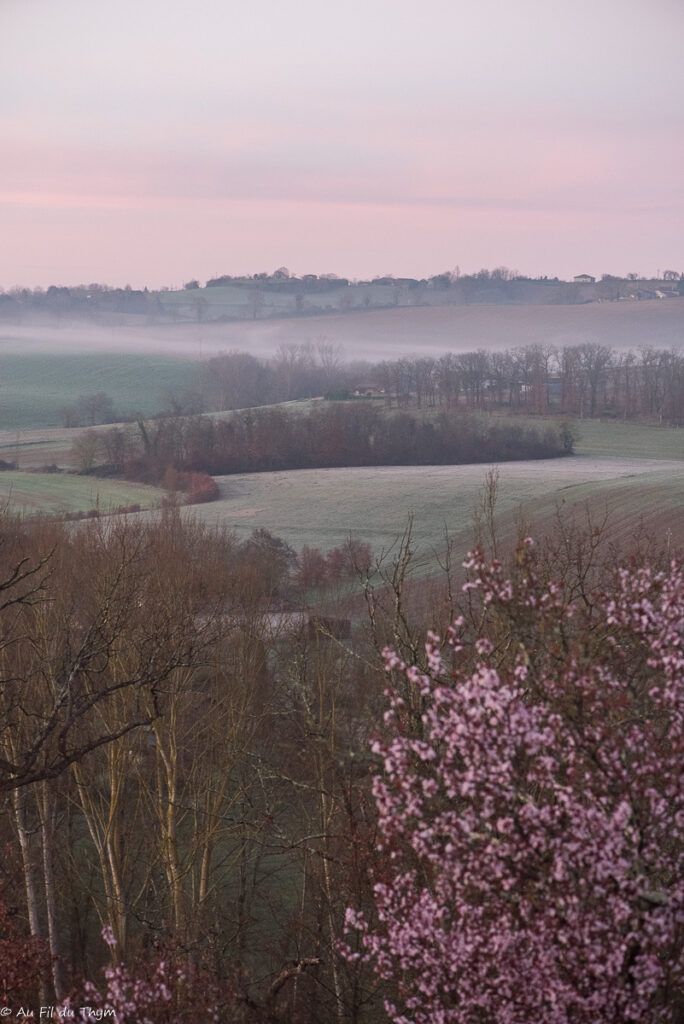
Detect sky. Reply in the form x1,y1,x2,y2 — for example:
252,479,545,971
1,0,683,289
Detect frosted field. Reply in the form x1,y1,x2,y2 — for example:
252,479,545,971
0,471,163,516
184,456,684,554
0,407,681,557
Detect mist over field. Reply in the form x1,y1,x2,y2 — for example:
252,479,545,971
3,297,683,362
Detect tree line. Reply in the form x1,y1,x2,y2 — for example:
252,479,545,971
0,283,163,320
13,343,684,435
3,269,681,323
373,344,684,423
176,343,684,426
86,404,571,484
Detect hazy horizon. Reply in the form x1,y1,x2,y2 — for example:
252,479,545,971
4,296,682,362
2,0,682,291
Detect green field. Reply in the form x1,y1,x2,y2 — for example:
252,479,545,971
0,471,164,515
573,418,684,459
0,349,200,429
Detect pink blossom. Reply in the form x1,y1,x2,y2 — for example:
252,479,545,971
346,547,684,1023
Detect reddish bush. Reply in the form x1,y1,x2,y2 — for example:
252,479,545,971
161,470,219,505
0,890,51,1006
181,471,220,504
345,538,372,574
297,545,328,588
325,545,347,580
325,540,373,580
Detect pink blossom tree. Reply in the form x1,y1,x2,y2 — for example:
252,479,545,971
61,927,230,1023
346,542,684,1023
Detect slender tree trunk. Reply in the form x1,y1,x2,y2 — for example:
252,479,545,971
317,756,344,1023
72,759,127,958
13,787,49,1005
37,781,68,1001
154,725,185,937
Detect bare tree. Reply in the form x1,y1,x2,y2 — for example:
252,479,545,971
0,515,223,796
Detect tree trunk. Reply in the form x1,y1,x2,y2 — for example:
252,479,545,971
37,781,68,1001
13,787,49,1006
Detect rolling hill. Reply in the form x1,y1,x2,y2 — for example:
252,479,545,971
3,297,682,362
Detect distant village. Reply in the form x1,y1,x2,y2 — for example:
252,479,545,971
572,273,681,301
0,268,681,324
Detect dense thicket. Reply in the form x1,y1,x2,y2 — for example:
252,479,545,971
98,405,570,484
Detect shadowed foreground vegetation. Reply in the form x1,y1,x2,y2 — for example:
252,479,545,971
1,499,683,1021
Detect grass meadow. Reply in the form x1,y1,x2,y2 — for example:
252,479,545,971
182,455,684,561
572,418,684,459
0,348,199,429
0,471,164,516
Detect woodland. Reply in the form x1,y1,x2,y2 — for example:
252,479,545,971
63,342,684,430
0,490,683,1022
85,405,570,485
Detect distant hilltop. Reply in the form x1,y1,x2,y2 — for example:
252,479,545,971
1,268,681,325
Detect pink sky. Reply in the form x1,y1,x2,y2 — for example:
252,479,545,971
1,0,682,289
